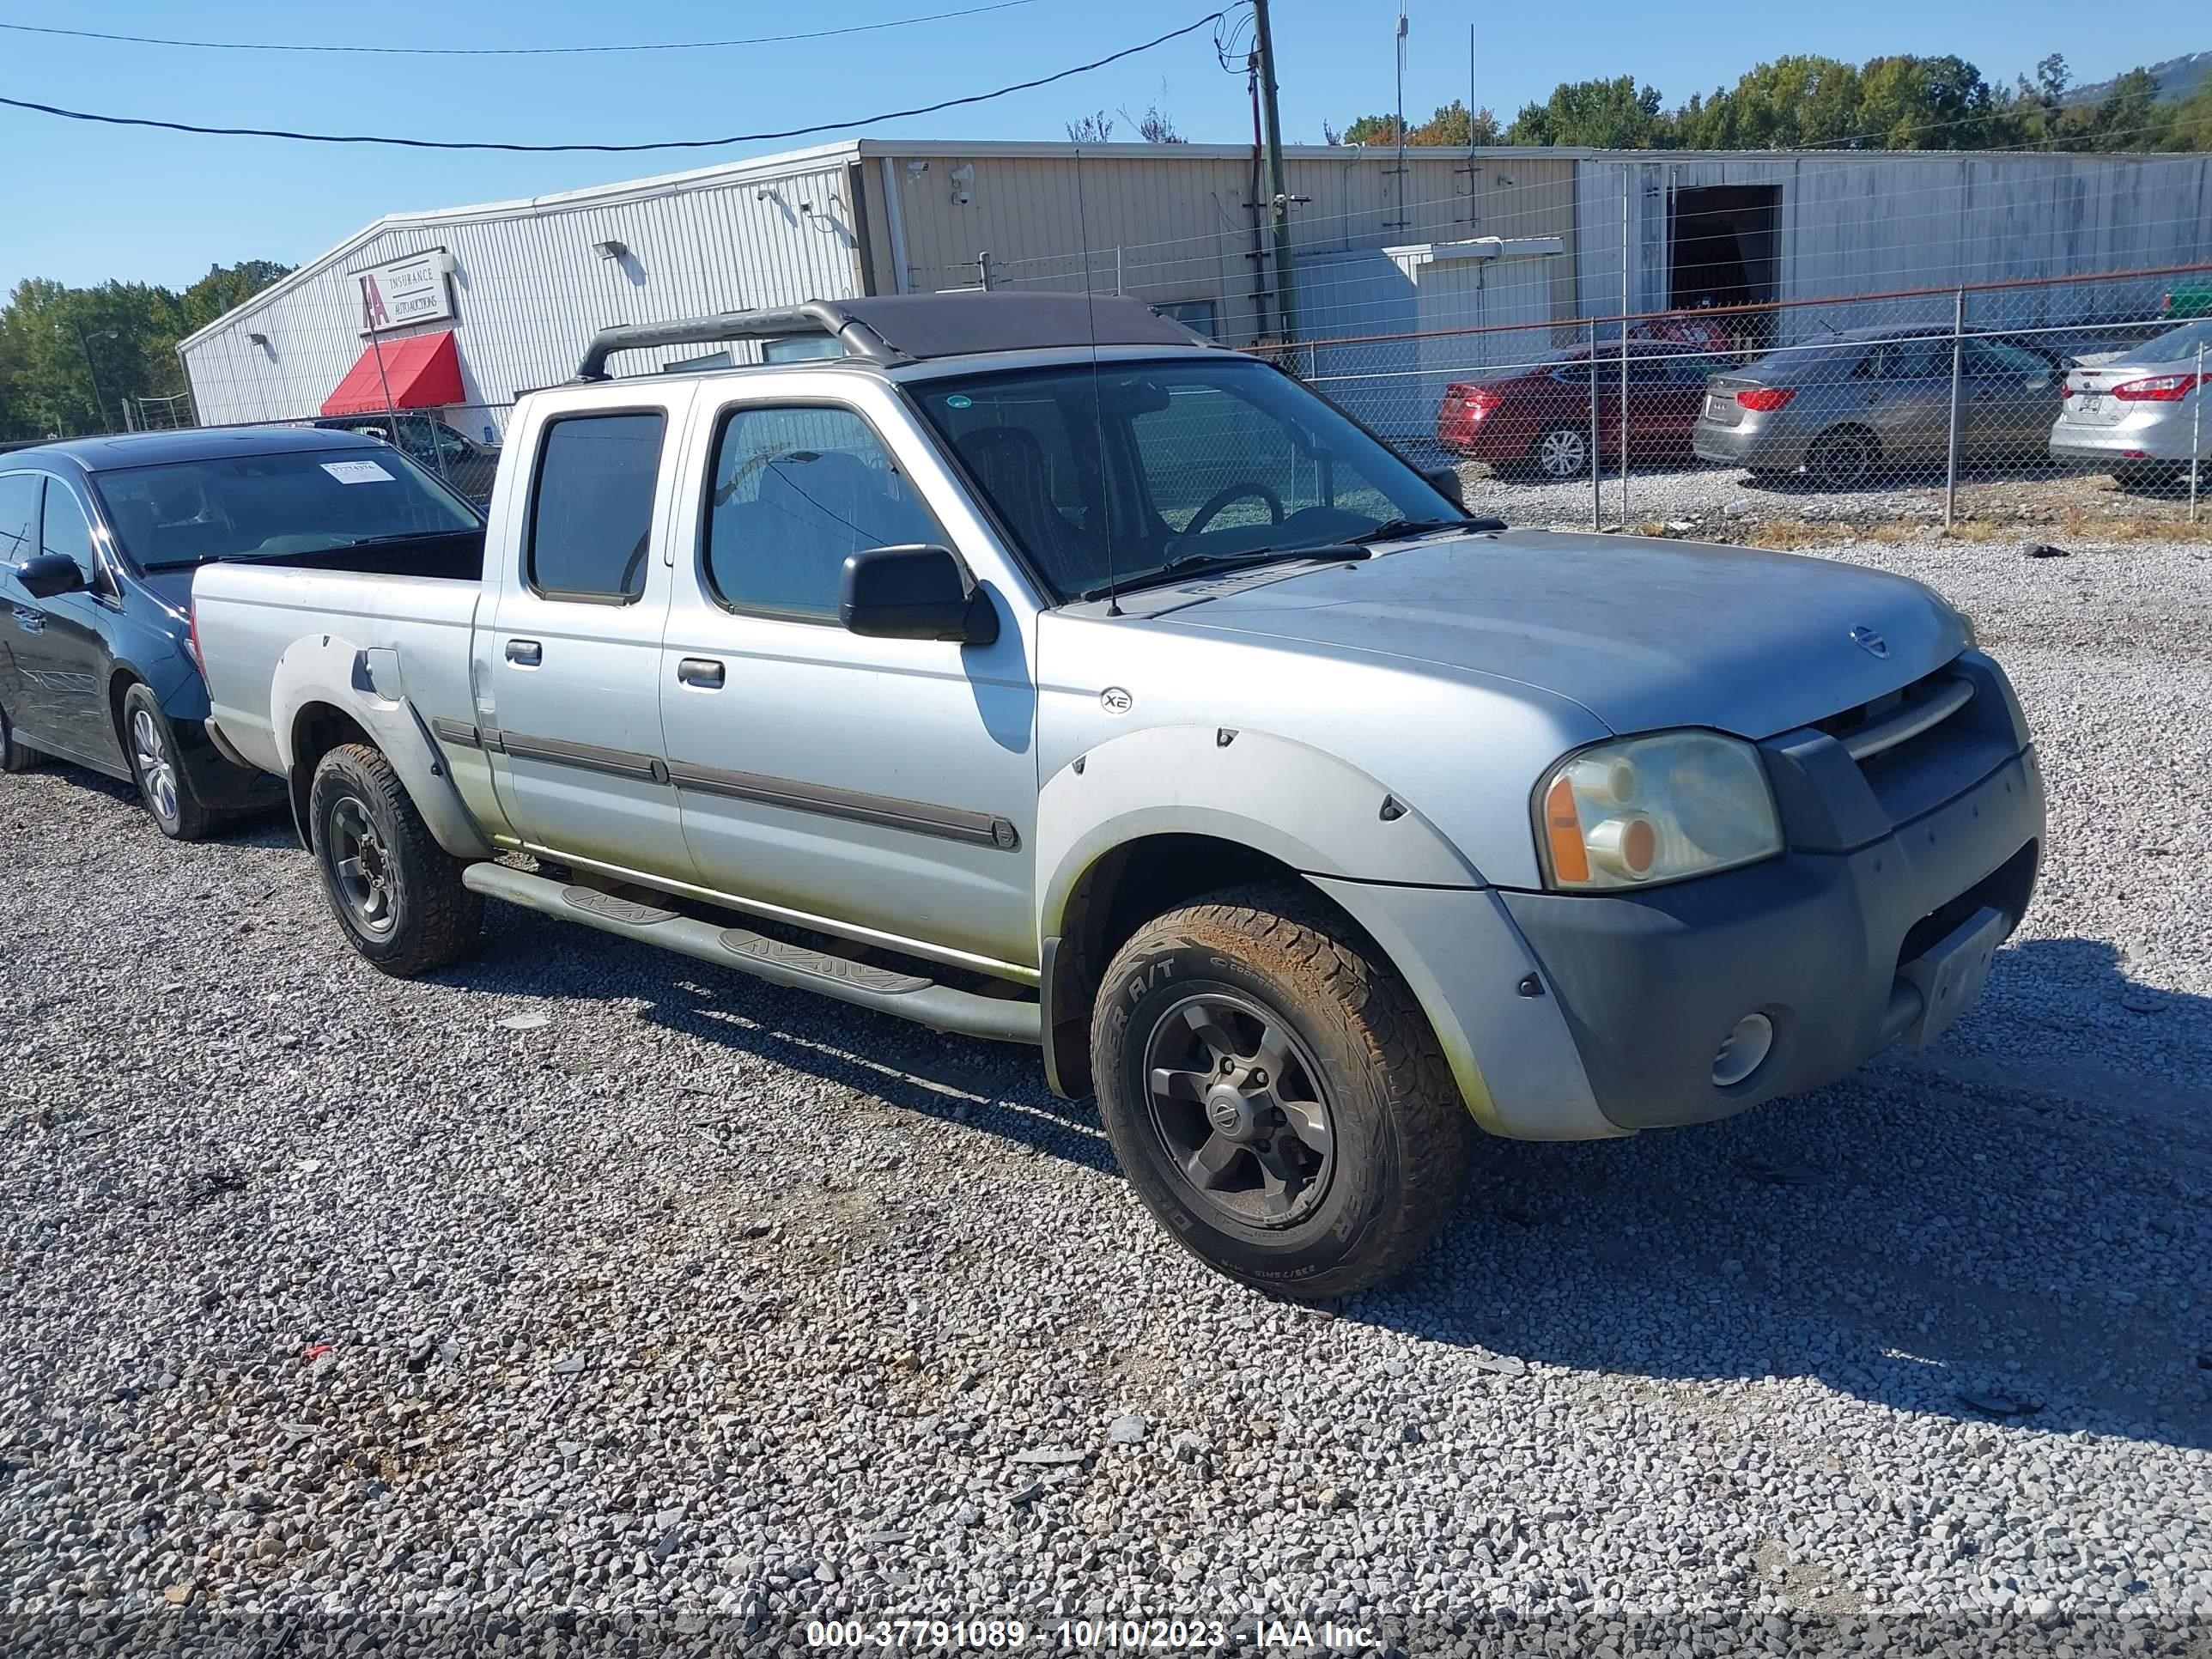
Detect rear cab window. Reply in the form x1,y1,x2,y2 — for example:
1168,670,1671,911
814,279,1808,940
525,412,667,603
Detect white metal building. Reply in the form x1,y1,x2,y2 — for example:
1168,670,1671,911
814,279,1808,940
175,137,2210,439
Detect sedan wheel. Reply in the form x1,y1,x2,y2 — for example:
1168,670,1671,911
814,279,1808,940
130,707,180,826
1534,426,1590,481
1807,427,1879,489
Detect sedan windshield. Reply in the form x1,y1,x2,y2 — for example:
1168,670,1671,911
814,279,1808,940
91,447,481,570
909,356,1462,602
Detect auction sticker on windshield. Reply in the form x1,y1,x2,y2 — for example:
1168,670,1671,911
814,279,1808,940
321,460,395,485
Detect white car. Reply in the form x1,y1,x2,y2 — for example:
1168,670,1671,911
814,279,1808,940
2050,318,2211,485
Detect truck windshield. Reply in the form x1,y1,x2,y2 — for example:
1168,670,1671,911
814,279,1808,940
91,447,482,571
910,356,1462,602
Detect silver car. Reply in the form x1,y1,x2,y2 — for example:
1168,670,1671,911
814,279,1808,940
2049,318,2211,486
1693,325,2062,488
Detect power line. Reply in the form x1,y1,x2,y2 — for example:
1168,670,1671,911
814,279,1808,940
0,0,1046,57
0,11,1231,154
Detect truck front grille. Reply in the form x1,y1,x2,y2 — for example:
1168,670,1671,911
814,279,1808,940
1814,659,2015,828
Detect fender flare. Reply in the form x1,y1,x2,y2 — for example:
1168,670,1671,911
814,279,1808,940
1036,722,1481,941
270,632,493,861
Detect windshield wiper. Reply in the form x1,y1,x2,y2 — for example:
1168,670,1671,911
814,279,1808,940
1344,516,1474,544
1076,544,1370,603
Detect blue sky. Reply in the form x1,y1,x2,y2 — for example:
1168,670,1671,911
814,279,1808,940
1,0,2198,291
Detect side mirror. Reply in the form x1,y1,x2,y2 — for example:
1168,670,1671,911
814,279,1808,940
839,544,999,646
1421,465,1467,509
14,553,86,599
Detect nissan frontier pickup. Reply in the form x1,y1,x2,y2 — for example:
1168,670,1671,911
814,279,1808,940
190,294,2045,1296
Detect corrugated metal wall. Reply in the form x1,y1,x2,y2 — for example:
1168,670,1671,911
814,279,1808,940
181,152,871,429
860,144,1579,345
1575,152,2212,340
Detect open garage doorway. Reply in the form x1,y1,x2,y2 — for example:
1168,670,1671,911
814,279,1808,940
1668,185,1779,350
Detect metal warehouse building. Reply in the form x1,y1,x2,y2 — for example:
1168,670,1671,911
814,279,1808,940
177,138,2211,441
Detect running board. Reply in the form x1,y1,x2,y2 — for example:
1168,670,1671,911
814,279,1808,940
461,862,1041,1045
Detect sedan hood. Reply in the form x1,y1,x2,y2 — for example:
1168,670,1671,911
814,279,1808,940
1151,529,1967,739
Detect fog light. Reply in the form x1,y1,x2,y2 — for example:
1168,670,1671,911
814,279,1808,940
1711,1012,1774,1087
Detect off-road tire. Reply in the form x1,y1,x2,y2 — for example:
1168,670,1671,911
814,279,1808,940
1091,883,1473,1298
121,681,216,840
308,741,481,976
0,699,37,773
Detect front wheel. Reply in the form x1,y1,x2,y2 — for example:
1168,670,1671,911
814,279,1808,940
308,742,481,976
122,682,213,840
1091,885,1472,1298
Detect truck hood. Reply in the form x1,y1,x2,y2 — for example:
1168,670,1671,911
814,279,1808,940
1151,529,1968,738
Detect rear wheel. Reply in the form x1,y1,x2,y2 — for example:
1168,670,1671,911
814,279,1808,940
1091,884,1472,1298
1806,426,1880,489
308,742,481,975
0,698,38,773
1531,425,1591,482
122,683,214,840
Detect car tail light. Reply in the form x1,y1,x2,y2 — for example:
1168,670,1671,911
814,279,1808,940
1735,387,1796,412
2112,372,2203,403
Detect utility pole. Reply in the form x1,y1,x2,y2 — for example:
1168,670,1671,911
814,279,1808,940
1252,0,1297,343
67,321,115,433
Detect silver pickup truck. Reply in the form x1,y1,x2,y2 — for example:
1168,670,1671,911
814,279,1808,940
192,294,2045,1297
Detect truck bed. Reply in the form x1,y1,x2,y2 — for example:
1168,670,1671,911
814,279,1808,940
192,538,489,780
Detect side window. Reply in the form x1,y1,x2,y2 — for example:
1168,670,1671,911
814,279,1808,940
526,411,666,602
1869,338,1951,382
0,472,38,565
704,405,942,620
1967,338,2051,380
40,483,96,580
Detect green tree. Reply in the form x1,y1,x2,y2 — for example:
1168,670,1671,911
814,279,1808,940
1503,76,1667,148
1333,101,1502,148
0,259,290,441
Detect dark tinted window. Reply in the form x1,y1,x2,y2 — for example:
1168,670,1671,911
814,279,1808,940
92,448,478,569
527,413,665,601
0,472,39,564
40,483,95,579
705,406,940,619
1966,338,2051,379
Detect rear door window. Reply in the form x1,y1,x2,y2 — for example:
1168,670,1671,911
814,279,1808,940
526,412,666,602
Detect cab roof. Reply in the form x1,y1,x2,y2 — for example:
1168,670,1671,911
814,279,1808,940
576,292,1216,381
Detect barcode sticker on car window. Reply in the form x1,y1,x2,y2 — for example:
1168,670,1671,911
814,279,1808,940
321,460,394,485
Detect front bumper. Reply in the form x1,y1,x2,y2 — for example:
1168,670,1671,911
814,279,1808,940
1501,745,2041,1129
1319,651,2045,1139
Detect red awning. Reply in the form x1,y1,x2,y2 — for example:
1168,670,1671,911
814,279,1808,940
320,330,465,417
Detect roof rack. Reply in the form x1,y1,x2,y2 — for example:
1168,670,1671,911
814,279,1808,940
574,293,1216,382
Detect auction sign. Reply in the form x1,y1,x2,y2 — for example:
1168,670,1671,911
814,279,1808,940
356,249,456,333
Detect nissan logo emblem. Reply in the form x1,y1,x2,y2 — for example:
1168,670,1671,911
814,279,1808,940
1850,626,1889,659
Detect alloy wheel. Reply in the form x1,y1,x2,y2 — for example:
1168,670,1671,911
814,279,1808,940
1536,428,1589,480
130,707,179,826
1143,992,1337,1228
327,795,396,935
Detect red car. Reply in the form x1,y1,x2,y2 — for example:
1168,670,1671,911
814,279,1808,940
1437,344,1729,480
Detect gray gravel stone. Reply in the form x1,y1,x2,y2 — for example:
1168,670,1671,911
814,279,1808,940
0,533,2205,1655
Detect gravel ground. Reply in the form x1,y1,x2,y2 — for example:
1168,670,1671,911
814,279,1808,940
1434,453,2208,545
3,535,2209,1658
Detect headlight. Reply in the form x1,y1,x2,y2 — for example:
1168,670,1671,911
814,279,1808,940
1534,730,1782,890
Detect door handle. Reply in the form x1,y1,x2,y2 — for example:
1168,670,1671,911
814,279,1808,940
505,638,542,665
676,657,725,690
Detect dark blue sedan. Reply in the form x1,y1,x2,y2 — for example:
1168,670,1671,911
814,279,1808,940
0,428,482,838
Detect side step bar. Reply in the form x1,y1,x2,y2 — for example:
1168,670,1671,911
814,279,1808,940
461,862,1042,1046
